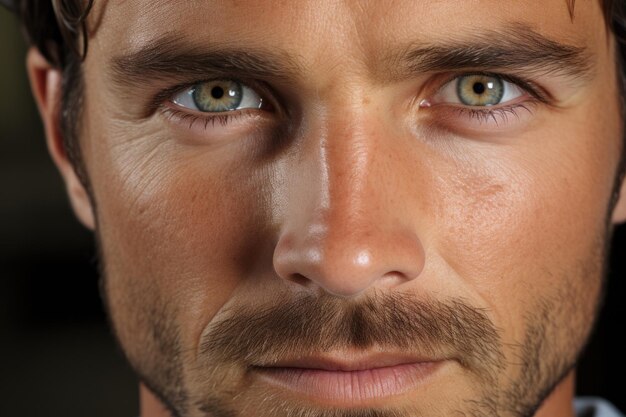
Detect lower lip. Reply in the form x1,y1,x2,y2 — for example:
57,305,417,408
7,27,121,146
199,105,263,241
254,361,441,404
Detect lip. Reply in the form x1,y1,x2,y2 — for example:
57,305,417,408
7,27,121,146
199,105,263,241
252,352,445,405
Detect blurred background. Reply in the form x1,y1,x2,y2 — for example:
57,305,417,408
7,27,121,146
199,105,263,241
0,7,137,417
0,5,625,417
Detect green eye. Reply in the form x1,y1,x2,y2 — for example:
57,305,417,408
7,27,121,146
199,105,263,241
192,80,243,112
456,75,504,106
172,79,264,113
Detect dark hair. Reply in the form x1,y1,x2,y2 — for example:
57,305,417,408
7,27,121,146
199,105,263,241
3,0,626,192
5,0,95,192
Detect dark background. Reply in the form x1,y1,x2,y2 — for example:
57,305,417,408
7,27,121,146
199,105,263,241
1,6,624,417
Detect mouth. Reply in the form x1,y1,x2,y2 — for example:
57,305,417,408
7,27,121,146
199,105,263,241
251,351,446,405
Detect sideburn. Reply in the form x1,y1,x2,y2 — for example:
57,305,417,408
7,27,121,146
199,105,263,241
59,49,95,206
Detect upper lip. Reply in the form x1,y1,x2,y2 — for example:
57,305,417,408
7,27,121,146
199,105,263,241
255,351,441,372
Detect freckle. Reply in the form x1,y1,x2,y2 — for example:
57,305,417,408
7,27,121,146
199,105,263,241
362,97,370,105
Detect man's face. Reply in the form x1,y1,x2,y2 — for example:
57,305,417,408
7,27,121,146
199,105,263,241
70,0,622,416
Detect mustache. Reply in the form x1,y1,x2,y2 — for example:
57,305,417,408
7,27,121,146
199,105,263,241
199,292,504,374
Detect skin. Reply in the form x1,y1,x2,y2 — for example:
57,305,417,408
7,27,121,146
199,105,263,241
25,0,626,416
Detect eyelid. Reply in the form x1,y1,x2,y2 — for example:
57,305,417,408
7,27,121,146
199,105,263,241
156,78,283,136
429,71,552,105
415,72,552,133
148,77,279,118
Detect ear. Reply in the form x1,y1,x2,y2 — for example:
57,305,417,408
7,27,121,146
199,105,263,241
612,172,626,224
26,47,95,230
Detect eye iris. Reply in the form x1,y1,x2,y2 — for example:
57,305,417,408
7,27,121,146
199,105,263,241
192,80,243,112
457,75,504,106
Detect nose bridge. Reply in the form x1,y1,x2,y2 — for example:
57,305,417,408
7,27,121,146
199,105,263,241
273,101,425,298
321,109,378,227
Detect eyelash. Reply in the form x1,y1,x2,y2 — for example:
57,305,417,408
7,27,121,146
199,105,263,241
154,77,272,130
453,103,537,126
160,105,251,130
425,72,548,126
159,72,547,130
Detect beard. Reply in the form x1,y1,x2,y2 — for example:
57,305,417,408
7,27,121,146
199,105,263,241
95,197,613,417
100,269,603,417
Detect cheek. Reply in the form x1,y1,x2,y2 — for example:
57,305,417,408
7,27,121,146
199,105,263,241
432,108,619,342
93,135,271,356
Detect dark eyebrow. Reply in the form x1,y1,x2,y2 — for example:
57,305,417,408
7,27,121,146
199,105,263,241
385,24,594,82
110,35,305,86
111,24,593,91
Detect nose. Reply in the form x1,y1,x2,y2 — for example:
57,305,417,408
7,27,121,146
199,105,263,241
272,111,425,298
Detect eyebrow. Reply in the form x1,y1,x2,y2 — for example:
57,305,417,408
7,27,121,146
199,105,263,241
110,35,304,86
387,24,593,82
110,23,594,89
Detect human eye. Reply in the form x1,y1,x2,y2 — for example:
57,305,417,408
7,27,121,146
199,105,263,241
435,74,525,107
162,79,274,134
420,73,548,130
172,79,264,113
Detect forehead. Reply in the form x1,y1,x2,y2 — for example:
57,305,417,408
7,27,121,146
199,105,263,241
90,0,603,66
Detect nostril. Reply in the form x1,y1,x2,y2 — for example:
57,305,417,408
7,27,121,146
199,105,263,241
290,273,310,287
273,228,425,298
380,271,414,288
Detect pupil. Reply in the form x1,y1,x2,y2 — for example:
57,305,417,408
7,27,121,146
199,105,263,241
211,86,225,99
473,82,486,95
